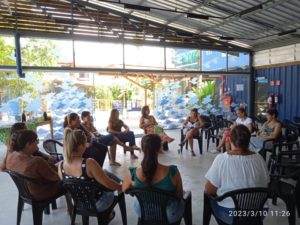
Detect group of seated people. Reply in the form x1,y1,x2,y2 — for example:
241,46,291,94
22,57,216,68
65,107,175,166
180,107,283,158
0,120,182,223
0,107,283,224
0,119,272,224
66,110,141,167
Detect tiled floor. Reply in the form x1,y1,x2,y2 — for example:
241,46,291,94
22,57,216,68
0,129,297,225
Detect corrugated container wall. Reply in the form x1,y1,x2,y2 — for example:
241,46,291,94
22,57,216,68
225,74,249,107
255,65,300,121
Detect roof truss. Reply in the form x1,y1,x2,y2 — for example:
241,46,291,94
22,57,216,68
0,0,250,51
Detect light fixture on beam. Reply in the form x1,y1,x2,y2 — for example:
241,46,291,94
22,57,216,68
124,3,150,12
177,31,194,37
278,29,297,36
239,4,262,16
187,13,209,20
219,36,235,41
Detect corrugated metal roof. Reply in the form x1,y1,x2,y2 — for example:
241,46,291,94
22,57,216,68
124,0,300,50
0,0,299,51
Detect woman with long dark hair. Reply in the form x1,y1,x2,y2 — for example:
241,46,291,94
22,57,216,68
249,108,282,153
81,111,137,166
64,113,108,167
140,105,174,143
108,109,140,159
122,134,184,223
180,108,204,156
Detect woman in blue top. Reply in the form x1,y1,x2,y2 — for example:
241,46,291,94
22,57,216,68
122,134,184,223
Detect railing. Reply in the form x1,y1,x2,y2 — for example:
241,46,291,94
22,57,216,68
93,99,142,111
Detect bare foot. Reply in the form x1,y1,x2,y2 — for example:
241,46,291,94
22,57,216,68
167,137,175,143
124,145,134,151
132,145,141,152
110,161,122,166
216,146,221,152
130,154,138,159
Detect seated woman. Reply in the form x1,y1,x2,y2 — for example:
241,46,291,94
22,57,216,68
5,129,63,201
0,122,57,171
180,108,205,156
139,105,174,145
58,128,121,218
81,111,138,166
216,107,253,152
204,125,269,224
64,113,108,167
122,134,185,224
108,109,140,159
249,108,282,153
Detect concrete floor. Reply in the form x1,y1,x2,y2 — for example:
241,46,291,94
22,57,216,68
0,129,297,225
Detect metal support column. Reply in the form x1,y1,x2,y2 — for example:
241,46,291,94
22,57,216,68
15,33,25,78
248,51,255,117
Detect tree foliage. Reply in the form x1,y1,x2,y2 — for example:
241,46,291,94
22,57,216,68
89,83,139,100
21,38,58,67
0,38,15,65
192,81,215,105
0,37,58,101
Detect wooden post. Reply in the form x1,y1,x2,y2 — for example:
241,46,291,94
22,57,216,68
144,89,147,106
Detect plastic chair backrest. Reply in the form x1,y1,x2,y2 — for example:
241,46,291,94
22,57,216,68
62,178,112,216
43,139,63,155
126,187,182,225
215,188,269,225
6,170,33,202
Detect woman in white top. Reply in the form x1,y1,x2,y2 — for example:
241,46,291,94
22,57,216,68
216,107,253,152
205,125,269,224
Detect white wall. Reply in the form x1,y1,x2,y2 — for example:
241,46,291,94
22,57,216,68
253,43,300,67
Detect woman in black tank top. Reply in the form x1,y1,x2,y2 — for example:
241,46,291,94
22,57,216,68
58,129,122,215
180,108,200,156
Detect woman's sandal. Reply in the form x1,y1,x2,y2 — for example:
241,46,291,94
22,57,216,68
191,151,196,157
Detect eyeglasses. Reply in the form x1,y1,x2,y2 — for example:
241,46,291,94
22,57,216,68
35,139,39,144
